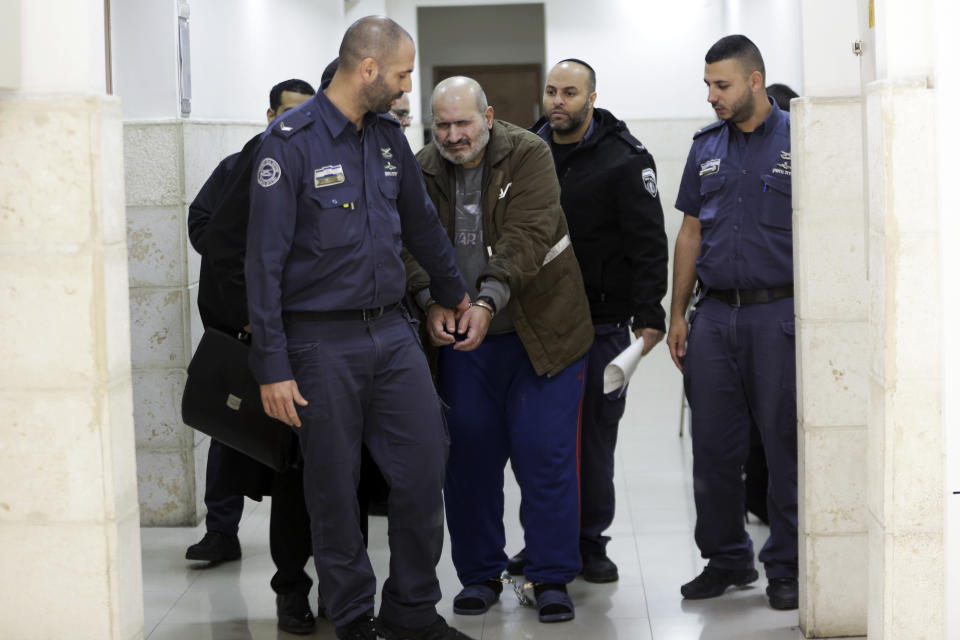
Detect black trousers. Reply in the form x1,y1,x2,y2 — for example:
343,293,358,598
203,439,246,535
204,440,382,597
269,460,314,595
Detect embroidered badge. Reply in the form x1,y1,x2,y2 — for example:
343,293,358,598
314,164,346,188
642,168,658,197
699,158,721,176
380,147,393,159
383,161,398,177
257,158,282,188
772,150,792,176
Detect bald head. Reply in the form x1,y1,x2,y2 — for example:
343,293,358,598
328,16,415,120
431,76,488,116
339,16,412,71
543,59,597,142
552,58,596,93
430,76,493,168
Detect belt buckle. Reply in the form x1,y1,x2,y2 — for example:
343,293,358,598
362,306,384,321
732,289,741,308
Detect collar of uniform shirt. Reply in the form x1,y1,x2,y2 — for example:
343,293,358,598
732,97,783,138
315,90,379,139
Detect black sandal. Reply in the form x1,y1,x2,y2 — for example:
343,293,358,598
453,578,503,615
534,583,575,623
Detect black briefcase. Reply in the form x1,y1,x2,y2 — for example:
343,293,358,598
181,328,297,472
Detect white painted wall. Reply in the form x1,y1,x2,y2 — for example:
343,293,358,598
388,0,803,128
189,0,344,121
4,0,107,92
544,0,725,121
935,1,960,637
875,0,935,81
113,0,344,122
346,0,389,23
799,0,861,96
0,0,21,89
111,0,182,119
727,0,804,91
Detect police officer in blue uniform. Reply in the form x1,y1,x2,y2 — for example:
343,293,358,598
245,17,474,640
667,35,798,611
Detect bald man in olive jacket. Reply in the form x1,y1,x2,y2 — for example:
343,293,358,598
405,77,591,624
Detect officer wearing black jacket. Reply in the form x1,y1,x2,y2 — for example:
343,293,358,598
509,59,668,583
187,78,318,635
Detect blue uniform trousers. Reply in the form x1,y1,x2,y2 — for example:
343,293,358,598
683,296,798,579
579,324,631,554
286,307,448,629
439,332,585,586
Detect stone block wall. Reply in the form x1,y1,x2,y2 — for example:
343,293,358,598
124,120,261,525
863,79,943,640
793,96,870,638
0,93,143,639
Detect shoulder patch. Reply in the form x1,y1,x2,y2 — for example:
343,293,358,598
256,157,282,188
617,129,647,155
641,167,658,197
270,109,313,139
693,119,724,140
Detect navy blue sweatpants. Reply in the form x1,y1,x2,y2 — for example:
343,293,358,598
683,296,798,580
286,307,448,629
439,332,585,586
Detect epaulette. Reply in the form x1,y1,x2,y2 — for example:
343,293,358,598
270,109,313,139
616,128,647,155
377,112,402,127
692,119,724,140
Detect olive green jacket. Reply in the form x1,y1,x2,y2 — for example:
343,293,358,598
407,119,593,377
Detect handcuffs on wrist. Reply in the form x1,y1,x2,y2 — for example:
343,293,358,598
470,295,496,317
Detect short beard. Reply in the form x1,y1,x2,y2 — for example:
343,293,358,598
433,124,490,166
363,75,400,114
549,100,591,134
726,88,756,123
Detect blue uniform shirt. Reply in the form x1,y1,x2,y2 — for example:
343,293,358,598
675,99,792,290
246,91,466,384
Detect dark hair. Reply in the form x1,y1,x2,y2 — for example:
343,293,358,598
705,35,765,81
321,58,338,89
766,83,798,111
339,16,412,71
269,79,315,111
556,58,596,93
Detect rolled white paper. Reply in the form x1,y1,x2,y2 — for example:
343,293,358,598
602,337,645,395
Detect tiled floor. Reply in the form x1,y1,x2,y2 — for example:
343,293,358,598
141,346,858,639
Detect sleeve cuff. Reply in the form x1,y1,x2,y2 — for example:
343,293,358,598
630,310,667,333
414,287,433,312
249,349,294,385
429,276,467,309
478,278,510,313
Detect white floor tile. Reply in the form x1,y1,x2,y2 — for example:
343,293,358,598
141,344,847,639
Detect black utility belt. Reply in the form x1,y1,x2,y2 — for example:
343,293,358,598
284,302,401,323
706,286,793,307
